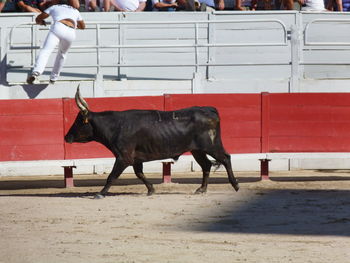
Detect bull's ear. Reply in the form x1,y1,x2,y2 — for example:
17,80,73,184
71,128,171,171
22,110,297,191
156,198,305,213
75,85,90,115
83,114,89,124
80,111,89,124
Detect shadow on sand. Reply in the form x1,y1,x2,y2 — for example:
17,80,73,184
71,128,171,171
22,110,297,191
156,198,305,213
194,188,350,236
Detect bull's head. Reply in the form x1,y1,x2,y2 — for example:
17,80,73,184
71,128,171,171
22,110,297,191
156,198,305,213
64,86,94,144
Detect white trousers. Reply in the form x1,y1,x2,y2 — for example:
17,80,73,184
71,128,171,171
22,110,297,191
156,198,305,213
33,22,76,81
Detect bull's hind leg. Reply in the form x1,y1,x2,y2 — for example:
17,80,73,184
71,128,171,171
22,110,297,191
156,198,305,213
95,159,128,199
210,150,239,192
133,162,155,196
191,150,212,194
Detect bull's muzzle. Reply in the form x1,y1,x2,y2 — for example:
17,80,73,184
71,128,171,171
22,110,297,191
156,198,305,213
64,134,74,144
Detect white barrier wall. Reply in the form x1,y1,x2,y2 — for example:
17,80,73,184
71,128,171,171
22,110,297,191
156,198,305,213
1,11,350,99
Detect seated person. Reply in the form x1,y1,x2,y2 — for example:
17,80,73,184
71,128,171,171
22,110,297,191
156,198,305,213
198,0,224,10
15,0,78,12
151,0,188,11
326,0,350,11
0,0,7,12
235,0,257,10
300,0,325,10
111,0,147,11
84,0,112,11
14,0,44,12
152,0,178,11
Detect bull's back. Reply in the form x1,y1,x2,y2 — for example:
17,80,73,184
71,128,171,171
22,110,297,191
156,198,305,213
118,106,219,126
133,107,220,156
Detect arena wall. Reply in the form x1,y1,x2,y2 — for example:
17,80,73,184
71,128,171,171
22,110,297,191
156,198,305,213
2,11,350,175
2,93,350,176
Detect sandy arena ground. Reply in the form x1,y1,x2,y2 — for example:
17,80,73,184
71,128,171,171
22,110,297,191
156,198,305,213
1,170,350,263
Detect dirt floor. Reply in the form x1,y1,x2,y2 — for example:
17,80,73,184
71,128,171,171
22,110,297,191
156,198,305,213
1,170,350,263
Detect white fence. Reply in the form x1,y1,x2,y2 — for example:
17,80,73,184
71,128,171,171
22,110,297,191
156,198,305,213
1,11,350,99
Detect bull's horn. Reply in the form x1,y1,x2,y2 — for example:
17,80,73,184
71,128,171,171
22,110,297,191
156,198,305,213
75,85,89,114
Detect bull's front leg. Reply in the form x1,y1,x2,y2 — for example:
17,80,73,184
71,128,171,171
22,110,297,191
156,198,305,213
95,159,128,199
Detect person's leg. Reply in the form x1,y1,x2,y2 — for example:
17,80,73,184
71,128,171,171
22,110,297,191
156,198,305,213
50,24,76,81
0,0,6,12
103,0,110,11
282,0,293,9
32,31,59,75
27,30,59,84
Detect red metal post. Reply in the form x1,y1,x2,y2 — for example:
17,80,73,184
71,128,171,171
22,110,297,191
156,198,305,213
260,159,271,180
162,162,173,183
63,166,76,188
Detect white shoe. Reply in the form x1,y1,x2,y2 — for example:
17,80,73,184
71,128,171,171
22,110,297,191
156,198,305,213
27,72,40,84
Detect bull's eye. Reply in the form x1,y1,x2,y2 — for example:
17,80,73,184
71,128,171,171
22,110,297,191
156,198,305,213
83,117,89,124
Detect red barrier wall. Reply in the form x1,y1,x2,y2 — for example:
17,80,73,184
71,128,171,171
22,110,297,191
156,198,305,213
266,93,350,152
2,93,350,162
0,99,64,161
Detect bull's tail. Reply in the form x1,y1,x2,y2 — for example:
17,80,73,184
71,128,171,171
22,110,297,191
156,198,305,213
211,159,239,191
211,160,222,171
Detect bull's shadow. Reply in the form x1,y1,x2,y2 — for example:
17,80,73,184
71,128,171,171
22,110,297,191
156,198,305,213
0,175,259,192
192,189,350,237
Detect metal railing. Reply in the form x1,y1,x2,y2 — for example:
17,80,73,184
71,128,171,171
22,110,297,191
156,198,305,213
6,18,289,80
303,18,350,66
304,18,350,46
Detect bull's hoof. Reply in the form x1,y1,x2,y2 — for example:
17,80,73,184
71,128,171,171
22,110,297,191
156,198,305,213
194,187,207,194
94,194,105,199
147,189,155,196
233,183,240,192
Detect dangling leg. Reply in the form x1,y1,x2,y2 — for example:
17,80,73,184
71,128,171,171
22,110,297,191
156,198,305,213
50,24,76,82
208,148,239,192
133,162,155,195
33,31,59,74
50,38,72,81
191,150,212,194
95,158,128,199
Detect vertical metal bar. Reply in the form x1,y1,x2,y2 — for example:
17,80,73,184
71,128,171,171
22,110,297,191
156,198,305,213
96,23,101,78
93,23,105,97
194,22,199,73
289,19,301,92
118,16,122,78
118,14,127,79
207,13,215,80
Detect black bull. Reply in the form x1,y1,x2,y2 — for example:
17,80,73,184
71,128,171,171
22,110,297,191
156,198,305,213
65,88,239,198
